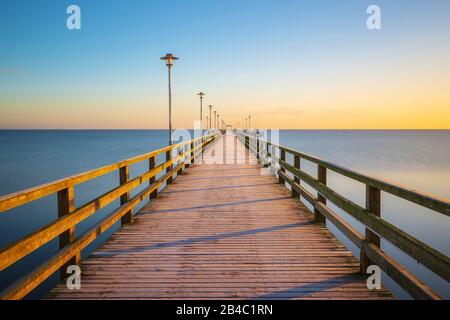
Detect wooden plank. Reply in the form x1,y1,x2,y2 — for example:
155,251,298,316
47,132,394,300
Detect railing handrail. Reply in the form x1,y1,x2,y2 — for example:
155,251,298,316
235,130,450,216
235,130,449,300
0,132,217,213
0,132,220,300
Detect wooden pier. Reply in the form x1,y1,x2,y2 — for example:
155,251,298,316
0,131,448,300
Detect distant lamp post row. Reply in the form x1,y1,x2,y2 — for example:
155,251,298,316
161,53,225,142
241,115,252,130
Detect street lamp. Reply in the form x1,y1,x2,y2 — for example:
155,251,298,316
217,113,220,130
245,117,247,129
214,111,217,129
160,53,179,146
197,92,205,134
208,106,212,131
248,114,251,130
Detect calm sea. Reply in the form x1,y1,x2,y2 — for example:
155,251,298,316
0,130,448,299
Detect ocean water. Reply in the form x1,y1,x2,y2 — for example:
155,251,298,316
0,130,449,299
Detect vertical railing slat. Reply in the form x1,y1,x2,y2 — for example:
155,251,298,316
292,155,301,198
314,165,327,224
360,185,381,273
120,165,133,225
149,156,157,199
166,149,173,184
190,140,194,165
279,149,286,184
57,186,79,279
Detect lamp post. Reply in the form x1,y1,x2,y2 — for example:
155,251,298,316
248,114,251,130
217,113,220,131
245,117,247,129
160,53,179,146
197,92,205,135
208,106,212,131
214,111,217,129
206,116,209,129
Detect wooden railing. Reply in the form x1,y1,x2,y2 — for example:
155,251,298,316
0,132,220,300
235,130,449,300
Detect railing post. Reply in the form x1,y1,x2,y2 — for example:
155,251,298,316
245,136,249,164
314,165,327,224
256,136,260,161
190,141,194,165
176,146,183,176
149,156,157,199
57,186,79,279
201,136,204,156
360,185,381,273
278,149,286,184
264,142,270,167
120,165,133,225
166,149,173,184
292,155,300,198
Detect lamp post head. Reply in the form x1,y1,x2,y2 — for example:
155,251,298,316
160,53,179,67
198,92,206,99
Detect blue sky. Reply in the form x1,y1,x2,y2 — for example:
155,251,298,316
1,0,449,128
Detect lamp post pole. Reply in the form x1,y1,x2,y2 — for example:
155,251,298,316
208,106,212,131
160,54,179,146
197,92,205,135
214,111,217,129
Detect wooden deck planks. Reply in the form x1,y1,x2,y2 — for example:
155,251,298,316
48,132,393,300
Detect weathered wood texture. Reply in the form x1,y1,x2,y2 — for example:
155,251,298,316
48,132,393,300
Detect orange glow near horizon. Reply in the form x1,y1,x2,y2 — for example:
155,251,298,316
1,1,449,130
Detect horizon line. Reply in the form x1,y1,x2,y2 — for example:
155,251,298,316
0,128,449,131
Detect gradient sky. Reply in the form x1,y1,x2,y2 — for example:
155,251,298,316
1,0,449,129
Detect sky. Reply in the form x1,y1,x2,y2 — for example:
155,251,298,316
0,0,449,129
